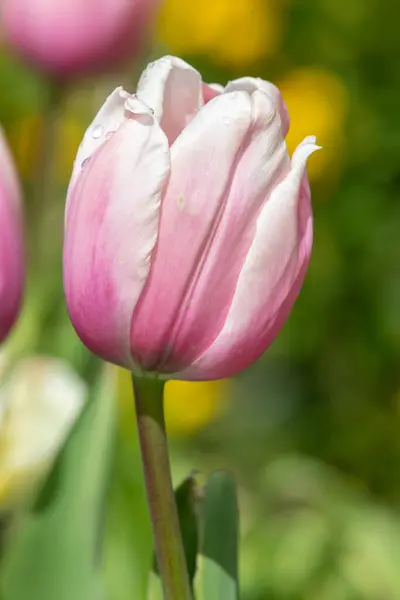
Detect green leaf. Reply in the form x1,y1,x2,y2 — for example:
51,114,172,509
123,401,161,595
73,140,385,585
148,475,200,600
103,428,152,600
195,471,239,600
174,475,200,584
0,364,116,600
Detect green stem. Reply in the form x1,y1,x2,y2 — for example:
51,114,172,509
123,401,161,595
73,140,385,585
132,375,192,600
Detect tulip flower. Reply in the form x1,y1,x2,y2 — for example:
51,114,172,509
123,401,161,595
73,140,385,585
0,0,160,77
0,356,86,510
64,56,319,381
0,129,24,343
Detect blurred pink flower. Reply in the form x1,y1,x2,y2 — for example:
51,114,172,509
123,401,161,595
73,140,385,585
0,129,24,342
0,0,160,77
64,56,319,380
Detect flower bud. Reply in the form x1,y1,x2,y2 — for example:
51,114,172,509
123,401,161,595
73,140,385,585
0,0,160,77
64,56,319,380
0,129,24,343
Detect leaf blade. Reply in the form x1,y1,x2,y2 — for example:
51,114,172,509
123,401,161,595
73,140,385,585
0,364,116,600
195,471,239,600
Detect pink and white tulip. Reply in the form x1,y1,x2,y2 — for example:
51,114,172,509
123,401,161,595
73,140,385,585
0,0,160,77
0,129,24,343
64,56,319,381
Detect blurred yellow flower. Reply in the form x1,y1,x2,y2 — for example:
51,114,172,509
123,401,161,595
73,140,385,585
0,356,86,511
8,114,42,179
164,379,229,435
55,116,84,181
278,68,349,181
117,368,229,437
157,0,283,68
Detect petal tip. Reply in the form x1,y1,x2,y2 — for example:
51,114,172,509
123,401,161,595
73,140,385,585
292,136,322,165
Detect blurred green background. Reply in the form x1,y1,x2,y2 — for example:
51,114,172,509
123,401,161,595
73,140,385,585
0,0,399,598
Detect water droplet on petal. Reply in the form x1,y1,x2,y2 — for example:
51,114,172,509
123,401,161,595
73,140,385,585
105,131,115,140
125,95,154,117
119,89,131,100
92,124,103,139
81,157,90,169
223,117,230,125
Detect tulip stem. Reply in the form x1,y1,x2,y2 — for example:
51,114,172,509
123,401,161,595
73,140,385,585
132,375,192,600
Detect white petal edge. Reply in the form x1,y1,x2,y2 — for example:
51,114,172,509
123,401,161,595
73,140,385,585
225,77,290,137
66,87,127,215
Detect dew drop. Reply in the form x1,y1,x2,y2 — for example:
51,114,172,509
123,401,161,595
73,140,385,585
92,124,103,139
81,157,90,169
125,95,154,116
119,89,131,100
223,117,230,125
105,130,115,140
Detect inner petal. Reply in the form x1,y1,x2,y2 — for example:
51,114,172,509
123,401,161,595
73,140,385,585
136,56,204,145
225,77,290,137
203,82,224,103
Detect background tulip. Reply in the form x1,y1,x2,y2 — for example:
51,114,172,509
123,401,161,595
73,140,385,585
64,56,319,381
0,129,24,344
0,0,160,77
0,355,86,510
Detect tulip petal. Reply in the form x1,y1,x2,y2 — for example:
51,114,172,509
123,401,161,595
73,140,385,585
130,90,290,372
203,82,224,103
64,112,170,370
67,87,127,212
225,77,290,137
179,137,320,380
0,130,24,342
137,55,203,144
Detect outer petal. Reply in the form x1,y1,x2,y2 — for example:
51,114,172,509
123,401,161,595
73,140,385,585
225,77,290,137
179,137,320,380
0,130,25,342
130,90,290,372
67,87,127,213
64,109,170,370
136,56,204,145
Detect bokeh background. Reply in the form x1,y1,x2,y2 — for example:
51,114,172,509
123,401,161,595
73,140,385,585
0,0,399,598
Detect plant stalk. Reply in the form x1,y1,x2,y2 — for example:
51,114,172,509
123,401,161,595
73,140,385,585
132,375,192,600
